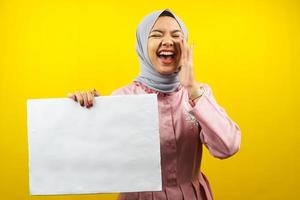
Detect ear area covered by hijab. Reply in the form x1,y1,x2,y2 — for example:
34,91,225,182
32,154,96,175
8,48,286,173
134,9,189,93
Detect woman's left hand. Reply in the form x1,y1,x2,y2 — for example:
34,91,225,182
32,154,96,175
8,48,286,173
176,36,200,97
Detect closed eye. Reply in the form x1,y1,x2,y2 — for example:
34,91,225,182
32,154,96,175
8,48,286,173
149,34,162,38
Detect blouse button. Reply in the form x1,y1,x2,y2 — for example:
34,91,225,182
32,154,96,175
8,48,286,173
170,143,176,150
166,141,171,147
168,168,176,174
163,100,168,105
166,141,176,149
167,141,175,149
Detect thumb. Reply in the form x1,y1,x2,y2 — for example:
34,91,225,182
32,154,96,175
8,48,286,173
67,93,77,101
92,88,100,97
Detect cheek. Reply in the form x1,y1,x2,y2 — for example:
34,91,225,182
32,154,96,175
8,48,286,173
147,42,159,62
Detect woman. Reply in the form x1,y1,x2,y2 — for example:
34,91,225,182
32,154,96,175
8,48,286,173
68,9,241,200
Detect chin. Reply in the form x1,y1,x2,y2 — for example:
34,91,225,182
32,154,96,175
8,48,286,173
157,67,178,75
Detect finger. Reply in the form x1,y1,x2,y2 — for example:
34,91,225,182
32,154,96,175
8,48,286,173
178,37,189,73
92,88,100,97
177,36,185,61
67,93,77,101
188,43,193,61
175,38,185,72
185,44,194,79
174,39,181,58
181,36,188,61
174,40,182,70
87,91,94,107
82,92,89,108
175,36,182,57
188,43,194,69
75,91,84,106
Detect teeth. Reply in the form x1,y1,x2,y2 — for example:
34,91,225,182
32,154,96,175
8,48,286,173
159,51,174,56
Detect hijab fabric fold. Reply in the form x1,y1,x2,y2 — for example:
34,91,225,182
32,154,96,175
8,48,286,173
134,9,188,93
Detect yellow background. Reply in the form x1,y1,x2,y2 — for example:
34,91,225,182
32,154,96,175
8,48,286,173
0,0,299,199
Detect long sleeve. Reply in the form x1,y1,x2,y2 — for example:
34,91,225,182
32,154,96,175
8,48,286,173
185,83,241,159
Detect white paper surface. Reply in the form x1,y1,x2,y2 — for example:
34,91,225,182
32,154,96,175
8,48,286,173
27,94,161,195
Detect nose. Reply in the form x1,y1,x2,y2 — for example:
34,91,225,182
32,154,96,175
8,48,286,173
161,37,174,47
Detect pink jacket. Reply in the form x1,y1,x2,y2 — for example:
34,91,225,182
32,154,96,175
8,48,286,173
113,81,241,200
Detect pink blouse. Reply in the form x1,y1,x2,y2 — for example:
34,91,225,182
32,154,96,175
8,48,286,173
111,81,241,200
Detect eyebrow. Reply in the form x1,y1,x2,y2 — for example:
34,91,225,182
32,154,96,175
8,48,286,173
150,29,182,34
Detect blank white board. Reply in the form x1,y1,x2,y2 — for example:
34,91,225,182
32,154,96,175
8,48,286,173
27,94,161,195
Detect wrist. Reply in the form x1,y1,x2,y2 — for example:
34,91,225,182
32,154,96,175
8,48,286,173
189,83,205,101
187,81,199,95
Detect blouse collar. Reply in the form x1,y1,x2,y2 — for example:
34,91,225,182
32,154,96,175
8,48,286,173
133,80,182,97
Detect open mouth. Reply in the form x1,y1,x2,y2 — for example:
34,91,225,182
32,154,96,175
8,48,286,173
156,50,176,65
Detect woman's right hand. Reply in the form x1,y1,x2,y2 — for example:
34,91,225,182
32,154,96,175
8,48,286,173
67,88,100,108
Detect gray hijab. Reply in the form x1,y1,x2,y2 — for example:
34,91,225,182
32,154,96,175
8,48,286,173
134,9,188,93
